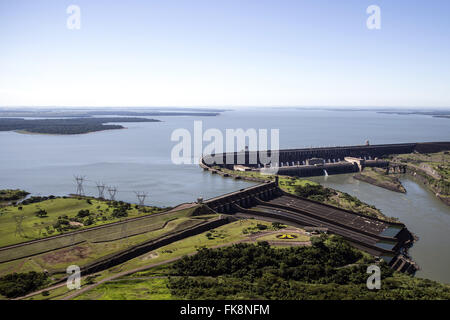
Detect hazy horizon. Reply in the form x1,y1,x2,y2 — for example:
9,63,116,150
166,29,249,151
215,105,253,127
1,106,450,111
1,0,450,108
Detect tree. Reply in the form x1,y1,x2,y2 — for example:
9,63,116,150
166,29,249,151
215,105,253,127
35,209,48,218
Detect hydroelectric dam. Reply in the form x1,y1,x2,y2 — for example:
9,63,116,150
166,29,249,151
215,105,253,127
199,141,450,274
201,141,450,178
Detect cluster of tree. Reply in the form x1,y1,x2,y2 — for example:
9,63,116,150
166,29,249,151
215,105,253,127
171,236,363,281
0,189,29,202
21,195,56,205
168,238,450,300
293,183,334,202
48,201,135,234
53,215,73,232
110,201,132,218
77,209,91,218
0,117,160,135
242,223,270,235
35,209,48,218
0,272,48,298
75,209,98,226
168,272,450,300
271,222,286,230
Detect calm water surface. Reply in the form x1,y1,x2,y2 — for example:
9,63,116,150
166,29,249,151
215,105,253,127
310,173,450,284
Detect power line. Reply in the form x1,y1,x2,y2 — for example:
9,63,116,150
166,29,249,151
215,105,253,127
135,191,148,206
74,175,86,196
107,186,117,201
96,182,106,199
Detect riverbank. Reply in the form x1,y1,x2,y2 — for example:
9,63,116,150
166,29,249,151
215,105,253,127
353,168,406,193
387,152,450,206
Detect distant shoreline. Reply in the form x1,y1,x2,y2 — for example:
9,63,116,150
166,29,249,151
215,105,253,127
0,117,160,135
13,128,127,136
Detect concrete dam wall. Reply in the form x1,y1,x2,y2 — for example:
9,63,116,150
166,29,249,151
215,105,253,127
202,141,450,178
203,141,450,168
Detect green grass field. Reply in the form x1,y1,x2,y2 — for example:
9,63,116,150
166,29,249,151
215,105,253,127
0,197,165,248
0,208,208,275
74,278,173,300
278,176,318,193
23,219,305,300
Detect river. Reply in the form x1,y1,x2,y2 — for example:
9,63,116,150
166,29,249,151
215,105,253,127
309,173,450,284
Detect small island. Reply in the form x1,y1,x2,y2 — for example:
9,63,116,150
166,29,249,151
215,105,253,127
0,117,161,135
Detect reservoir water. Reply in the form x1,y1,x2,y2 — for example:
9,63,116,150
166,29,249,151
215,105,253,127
0,108,449,282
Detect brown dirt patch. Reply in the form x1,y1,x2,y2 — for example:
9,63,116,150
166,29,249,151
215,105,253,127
141,251,159,261
41,245,92,264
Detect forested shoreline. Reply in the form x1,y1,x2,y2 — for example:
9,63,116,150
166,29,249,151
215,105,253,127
0,117,160,134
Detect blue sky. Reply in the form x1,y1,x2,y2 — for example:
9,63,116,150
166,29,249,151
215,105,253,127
1,0,449,108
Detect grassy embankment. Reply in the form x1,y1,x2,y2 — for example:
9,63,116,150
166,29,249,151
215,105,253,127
0,207,218,279
0,196,165,248
354,167,406,193
18,219,305,300
387,151,450,205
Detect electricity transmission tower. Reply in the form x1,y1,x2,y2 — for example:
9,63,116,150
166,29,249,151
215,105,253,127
14,215,26,237
96,182,106,199
74,175,86,196
107,186,117,201
135,191,148,206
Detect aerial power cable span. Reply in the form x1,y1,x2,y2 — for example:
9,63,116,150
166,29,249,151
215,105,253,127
72,176,152,205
